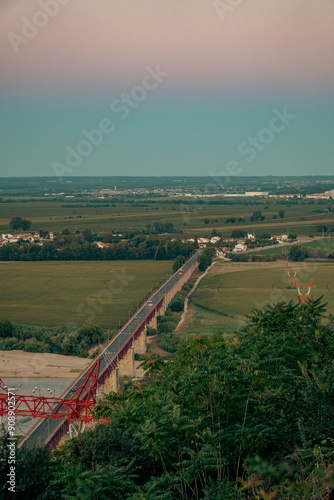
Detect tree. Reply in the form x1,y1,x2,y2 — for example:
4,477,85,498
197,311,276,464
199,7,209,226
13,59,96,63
3,299,333,498
9,217,31,231
231,229,247,239
250,211,263,221
79,325,104,346
279,210,286,218
39,229,50,239
211,229,222,237
0,320,14,338
9,217,23,230
198,246,215,271
82,228,95,242
289,245,307,261
21,219,31,230
172,255,186,273
258,233,271,240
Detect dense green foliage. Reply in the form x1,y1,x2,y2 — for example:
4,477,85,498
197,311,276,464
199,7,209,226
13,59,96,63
9,216,31,231
198,246,216,271
158,291,187,352
0,323,105,356
173,255,186,273
0,320,14,338
0,235,196,262
289,244,334,262
290,245,308,261
2,298,333,499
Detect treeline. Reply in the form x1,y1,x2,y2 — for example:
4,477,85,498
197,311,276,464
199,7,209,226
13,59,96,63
2,299,333,498
156,284,192,353
231,245,334,262
198,246,216,271
0,321,106,357
231,253,283,262
0,238,197,262
289,244,334,261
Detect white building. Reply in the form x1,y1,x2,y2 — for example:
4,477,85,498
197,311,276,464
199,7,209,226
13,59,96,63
210,236,221,244
233,243,247,252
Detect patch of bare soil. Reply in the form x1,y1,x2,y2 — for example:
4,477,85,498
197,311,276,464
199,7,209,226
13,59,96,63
0,350,91,378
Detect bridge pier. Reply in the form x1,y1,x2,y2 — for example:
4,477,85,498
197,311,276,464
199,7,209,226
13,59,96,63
147,314,157,329
103,365,120,393
119,345,135,379
157,303,165,316
134,327,147,355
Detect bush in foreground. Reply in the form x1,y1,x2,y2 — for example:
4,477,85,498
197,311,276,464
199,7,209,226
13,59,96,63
2,298,333,499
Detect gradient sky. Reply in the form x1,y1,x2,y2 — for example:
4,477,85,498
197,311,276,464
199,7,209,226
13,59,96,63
0,0,333,177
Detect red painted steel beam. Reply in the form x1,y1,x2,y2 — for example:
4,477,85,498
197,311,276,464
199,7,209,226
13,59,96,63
0,358,109,423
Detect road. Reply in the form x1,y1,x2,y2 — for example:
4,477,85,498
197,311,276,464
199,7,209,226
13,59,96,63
20,251,200,448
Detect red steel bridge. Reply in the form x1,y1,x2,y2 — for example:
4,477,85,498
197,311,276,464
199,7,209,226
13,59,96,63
1,251,200,450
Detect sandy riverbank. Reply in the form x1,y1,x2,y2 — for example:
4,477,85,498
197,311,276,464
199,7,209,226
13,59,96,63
0,350,91,378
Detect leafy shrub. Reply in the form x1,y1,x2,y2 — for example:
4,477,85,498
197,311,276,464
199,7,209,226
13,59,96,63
159,331,177,353
159,321,177,333
0,320,14,338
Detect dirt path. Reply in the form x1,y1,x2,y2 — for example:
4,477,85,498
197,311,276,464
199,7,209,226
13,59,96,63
175,260,219,331
175,260,289,332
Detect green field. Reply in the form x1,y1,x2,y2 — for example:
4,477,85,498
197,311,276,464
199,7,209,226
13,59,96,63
181,262,334,334
0,261,172,329
248,237,334,256
0,197,333,237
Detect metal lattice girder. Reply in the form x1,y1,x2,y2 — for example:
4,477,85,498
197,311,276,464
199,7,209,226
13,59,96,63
0,358,109,424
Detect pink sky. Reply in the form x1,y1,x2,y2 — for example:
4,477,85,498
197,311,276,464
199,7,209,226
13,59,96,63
1,0,334,95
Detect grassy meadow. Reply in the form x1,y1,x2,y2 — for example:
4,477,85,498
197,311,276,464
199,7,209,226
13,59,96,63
179,262,334,335
248,236,334,256
0,261,172,329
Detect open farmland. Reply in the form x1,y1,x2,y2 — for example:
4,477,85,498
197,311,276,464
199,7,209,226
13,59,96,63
248,236,334,256
0,261,172,329
180,261,334,334
0,196,333,237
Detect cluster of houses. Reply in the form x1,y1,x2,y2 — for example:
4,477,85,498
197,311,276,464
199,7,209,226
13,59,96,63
180,235,248,254
0,233,54,247
0,231,293,255
0,232,113,251
305,189,334,200
183,233,293,255
94,241,111,249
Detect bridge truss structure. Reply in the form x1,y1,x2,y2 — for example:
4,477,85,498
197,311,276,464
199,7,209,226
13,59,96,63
0,357,109,438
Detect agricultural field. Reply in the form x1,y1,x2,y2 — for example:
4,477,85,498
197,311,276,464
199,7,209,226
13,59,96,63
179,261,334,335
0,261,172,329
0,196,333,237
248,236,334,256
